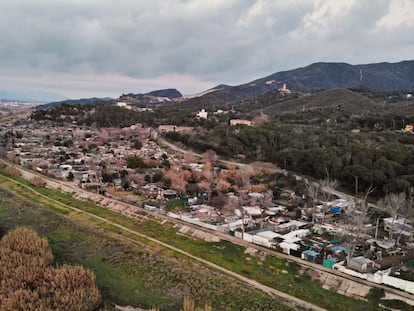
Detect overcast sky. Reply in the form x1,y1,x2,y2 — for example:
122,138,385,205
1,0,413,100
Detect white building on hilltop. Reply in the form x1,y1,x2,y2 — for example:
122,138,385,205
196,109,208,119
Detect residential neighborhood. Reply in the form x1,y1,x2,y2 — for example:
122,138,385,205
2,115,414,299
3,1,414,310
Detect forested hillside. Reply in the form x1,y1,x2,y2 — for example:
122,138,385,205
166,123,414,198
178,60,414,106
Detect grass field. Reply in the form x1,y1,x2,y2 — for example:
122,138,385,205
0,172,399,311
0,177,292,311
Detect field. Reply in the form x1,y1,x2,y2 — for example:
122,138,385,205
0,176,291,311
0,172,394,311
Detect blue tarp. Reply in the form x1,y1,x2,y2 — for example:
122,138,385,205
329,207,341,214
303,250,320,257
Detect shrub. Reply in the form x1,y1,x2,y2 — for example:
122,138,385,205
4,166,21,177
31,176,46,187
0,227,101,311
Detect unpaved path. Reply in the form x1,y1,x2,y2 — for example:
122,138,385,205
0,172,326,311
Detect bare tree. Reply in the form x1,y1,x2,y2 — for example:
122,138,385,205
203,149,218,164
236,165,254,189
184,151,197,164
305,176,339,225
251,161,277,176
345,187,375,261
216,175,231,193
198,161,214,202
306,182,320,225
236,192,249,239
0,146,7,158
222,195,239,215
378,192,407,241
126,172,146,187
319,177,339,203
381,189,414,246
258,191,273,229
164,166,191,196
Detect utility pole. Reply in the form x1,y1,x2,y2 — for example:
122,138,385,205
375,217,380,239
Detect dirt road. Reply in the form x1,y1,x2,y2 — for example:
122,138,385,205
1,172,326,311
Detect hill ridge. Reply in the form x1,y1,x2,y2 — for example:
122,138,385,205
183,60,414,106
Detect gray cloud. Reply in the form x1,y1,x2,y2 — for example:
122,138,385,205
0,0,413,99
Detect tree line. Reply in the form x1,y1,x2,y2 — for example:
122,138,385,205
165,123,414,198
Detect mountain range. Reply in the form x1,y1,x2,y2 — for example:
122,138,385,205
33,60,414,107
184,60,414,106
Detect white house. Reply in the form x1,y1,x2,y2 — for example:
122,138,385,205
196,109,208,119
230,119,252,126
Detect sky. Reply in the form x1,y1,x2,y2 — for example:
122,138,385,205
0,0,413,101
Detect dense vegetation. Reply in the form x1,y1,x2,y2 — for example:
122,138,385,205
173,60,414,106
29,87,414,199
31,102,226,128
166,123,414,197
36,98,113,110
0,227,101,311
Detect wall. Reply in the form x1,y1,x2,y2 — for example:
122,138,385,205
167,212,218,231
334,263,414,294
382,275,414,294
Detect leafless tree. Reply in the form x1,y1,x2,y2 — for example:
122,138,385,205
126,172,146,187
216,177,231,194
396,188,414,245
379,189,414,246
203,149,218,164
184,151,197,164
236,165,254,189
378,192,407,241
258,191,273,229
222,194,239,215
305,182,320,225
164,166,191,196
345,186,375,261
305,176,339,224
198,161,214,202
236,192,249,239
0,146,7,158
319,177,339,203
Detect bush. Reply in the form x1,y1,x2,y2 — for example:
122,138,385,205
0,227,101,311
4,166,21,177
366,287,385,305
31,177,46,187
126,156,147,169
381,299,412,311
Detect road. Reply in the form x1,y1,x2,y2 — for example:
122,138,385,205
0,170,326,311
158,137,247,168
159,137,386,210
